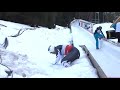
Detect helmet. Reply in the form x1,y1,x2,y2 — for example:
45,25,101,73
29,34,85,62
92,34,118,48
98,26,102,30
48,45,55,53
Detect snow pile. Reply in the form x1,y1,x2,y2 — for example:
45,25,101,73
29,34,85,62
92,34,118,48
0,20,98,78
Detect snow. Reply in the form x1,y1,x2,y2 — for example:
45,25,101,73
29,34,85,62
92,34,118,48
0,20,30,30
0,20,98,78
1,19,120,78
72,21,120,77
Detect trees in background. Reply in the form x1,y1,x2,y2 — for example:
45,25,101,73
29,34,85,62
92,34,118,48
0,12,119,28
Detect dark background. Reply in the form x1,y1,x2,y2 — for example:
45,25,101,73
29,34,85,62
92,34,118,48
0,12,119,28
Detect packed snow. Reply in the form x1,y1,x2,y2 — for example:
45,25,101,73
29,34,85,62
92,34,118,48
0,20,98,78
1,19,120,78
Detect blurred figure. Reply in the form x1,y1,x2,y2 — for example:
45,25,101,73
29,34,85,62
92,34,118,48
48,44,80,67
94,26,105,49
111,22,120,43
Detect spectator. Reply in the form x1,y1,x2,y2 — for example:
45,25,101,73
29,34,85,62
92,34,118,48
94,26,105,49
111,22,120,43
